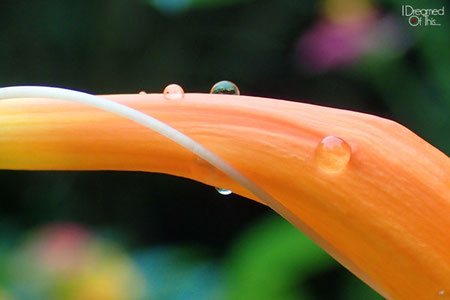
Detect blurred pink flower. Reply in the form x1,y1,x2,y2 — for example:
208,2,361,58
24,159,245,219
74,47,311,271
8,223,147,299
296,14,378,73
34,223,91,272
296,0,412,74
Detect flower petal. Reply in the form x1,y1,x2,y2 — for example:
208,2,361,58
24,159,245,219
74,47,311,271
0,93,449,299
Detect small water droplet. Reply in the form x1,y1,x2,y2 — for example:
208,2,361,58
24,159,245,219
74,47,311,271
315,136,351,173
163,84,184,100
139,91,147,95
215,187,232,195
438,290,450,299
210,80,240,95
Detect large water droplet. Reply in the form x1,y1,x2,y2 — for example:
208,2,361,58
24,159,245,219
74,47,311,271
139,91,147,95
215,187,232,195
210,80,240,95
315,136,351,173
163,84,184,100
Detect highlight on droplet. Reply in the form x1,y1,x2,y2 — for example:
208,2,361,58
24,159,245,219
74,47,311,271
163,84,184,100
315,135,352,173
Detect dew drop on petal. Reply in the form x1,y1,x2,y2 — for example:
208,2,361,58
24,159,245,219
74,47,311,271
210,80,240,95
438,290,450,299
163,84,184,100
139,91,147,95
315,135,352,173
215,187,232,195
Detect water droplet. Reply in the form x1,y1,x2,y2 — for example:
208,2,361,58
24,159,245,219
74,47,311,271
163,84,184,100
215,187,232,195
438,290,450,299
210,80,240,95
139,91,147,95
315,136,351,173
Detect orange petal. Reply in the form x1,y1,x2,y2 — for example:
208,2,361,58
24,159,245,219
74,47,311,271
0,93,449,299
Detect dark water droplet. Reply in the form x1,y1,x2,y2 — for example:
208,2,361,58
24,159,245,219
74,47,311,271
210,81,240,95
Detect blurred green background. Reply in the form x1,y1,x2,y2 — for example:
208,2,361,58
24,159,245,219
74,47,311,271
0,0,448,299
